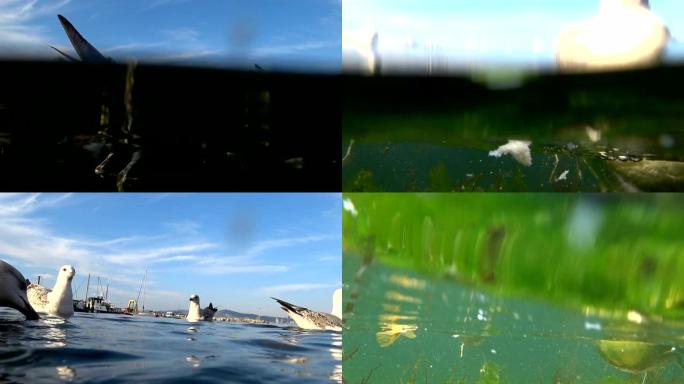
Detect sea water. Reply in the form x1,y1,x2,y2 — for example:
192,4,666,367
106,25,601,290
343,255,684,384
0,310,341,383
342,67,684,192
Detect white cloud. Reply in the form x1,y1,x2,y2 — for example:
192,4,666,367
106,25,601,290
0,194,337,311
162,27,199,44
251,41,331,57
0,0,72,56
260,283,339,296
139,0,191,12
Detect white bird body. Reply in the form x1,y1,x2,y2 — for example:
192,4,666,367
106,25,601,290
557,0,668,71
273,288,342,331
27,265,75,318
187,294,204,322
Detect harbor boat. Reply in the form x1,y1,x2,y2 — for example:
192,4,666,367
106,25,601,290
124,268,154,316
73,299,87,312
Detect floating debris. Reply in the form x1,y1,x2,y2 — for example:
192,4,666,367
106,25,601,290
284,157,304,170
488,140,532,166
586,126,602,142
556,170,569,182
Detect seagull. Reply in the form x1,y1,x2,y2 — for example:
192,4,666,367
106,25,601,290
343,31,381,75
202,302,218,321
0,260,40,320
52,15,112,63
52,14,140,191
557,0,670,71
27,265,75,318
272,288,342,331
187,294,204,322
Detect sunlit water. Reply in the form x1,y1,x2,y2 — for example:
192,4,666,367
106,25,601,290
0,310,341,383
343,255,684,383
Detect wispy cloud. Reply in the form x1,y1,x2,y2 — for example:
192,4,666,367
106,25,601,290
251,41,332,57
0,0,72,55
0,194,339,314
139,0,191,12
248,235,332,255
260,283,339,296
162,27,200,44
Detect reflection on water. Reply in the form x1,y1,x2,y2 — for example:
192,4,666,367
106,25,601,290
343,193,684,383
56,365,76,381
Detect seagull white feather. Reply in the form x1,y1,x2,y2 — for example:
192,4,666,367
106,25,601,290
272,288,342,331
27,265,75,318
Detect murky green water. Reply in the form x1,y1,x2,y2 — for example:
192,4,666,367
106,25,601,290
342,67,684,192
342,194,684,383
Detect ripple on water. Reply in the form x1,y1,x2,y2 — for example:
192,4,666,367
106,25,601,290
0,309,339,383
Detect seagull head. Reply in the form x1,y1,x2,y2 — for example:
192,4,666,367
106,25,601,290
189,294,199,303
58,265,76,282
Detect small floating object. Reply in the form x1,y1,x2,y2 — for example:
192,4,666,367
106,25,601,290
284,157,304,170
556,170,570,181
488,140,532,166
597,339,679,374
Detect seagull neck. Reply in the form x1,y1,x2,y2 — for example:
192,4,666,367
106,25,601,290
49,279,73,304
331,290,342,319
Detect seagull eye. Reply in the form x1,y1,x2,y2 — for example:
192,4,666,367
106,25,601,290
62,268,66,271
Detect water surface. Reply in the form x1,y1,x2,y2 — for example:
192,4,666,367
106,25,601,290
0,310,341,383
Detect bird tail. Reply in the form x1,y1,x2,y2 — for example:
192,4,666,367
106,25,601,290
271,297,303,315
57,14,110,63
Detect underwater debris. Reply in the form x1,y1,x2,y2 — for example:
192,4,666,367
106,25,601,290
556,170,570,182
342,139,355,166
488,140,532,166
586,126,602,142
284,157,303,170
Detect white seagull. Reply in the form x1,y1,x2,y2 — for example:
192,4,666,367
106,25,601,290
272,288,342,331
557,0,669,71
0,260,40,320
27,265,75,318
187,294,204,322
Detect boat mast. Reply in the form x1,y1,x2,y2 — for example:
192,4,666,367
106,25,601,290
135,268,147,313
142,268,147,312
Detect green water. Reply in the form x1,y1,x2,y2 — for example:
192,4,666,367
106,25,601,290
342,194,684,383
342,68,684,192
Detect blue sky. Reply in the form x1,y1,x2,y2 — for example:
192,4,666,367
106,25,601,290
0,0,341,72
0,193,341,317
343,0,684,70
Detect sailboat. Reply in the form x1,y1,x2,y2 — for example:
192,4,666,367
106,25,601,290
127,268,154,316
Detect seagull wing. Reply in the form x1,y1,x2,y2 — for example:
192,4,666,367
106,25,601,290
272,297,341,330
27,283,51,310
50,45,80,62
57,14,110,63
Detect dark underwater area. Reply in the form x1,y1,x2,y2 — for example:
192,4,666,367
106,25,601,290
342,64,684,192
0,60,341,192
